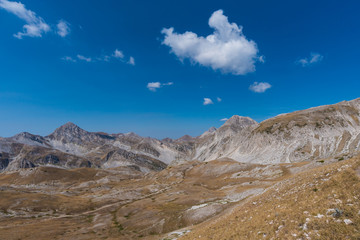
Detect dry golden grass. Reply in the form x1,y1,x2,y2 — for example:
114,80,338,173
180,156,360,240
0,160,299,240
2,158,356,240
254,102,360,135
0,167,101,185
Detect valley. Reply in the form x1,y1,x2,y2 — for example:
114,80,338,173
0,98,360,239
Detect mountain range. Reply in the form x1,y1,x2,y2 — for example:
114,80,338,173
1,98,360,172
1,98,360,240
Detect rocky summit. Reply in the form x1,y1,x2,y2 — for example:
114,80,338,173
0,98,360,239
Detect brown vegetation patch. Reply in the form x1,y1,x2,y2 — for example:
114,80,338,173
181,155,360,240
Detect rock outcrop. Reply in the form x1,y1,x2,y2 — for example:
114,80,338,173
194,98,360,164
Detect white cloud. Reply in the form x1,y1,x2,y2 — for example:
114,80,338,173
309,53,323,64
62,56,76,62
163,82,173,86
65,49,135,65
147,82,173,91
259,55,265,63
249,82,271,93
128,56,135,65
297,53,323,67
113,49,124,59
57,20,70,37
77,54,92,62
161,9,261,75
147,82,161,91
220,118,228,121
97,55,111,62
0,0,50,39
217,97,222,102
203,98,214,105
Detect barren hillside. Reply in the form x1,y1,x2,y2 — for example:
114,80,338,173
180,155,360,240
0,98,360,239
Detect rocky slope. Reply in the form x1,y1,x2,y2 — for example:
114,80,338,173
194,98,360,164
0,98,360,172
180,154,360,240
0,122,193,172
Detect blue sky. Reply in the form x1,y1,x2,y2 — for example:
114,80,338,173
0,0,360,139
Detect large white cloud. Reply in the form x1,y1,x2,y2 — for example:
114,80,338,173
249,82,271,93
0,0,50,38
161,9,261,75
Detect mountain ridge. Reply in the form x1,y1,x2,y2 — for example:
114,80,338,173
1,98,360,240
0,97,360,172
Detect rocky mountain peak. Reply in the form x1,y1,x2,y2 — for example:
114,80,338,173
223,116,258,128
13,132,34,138
162,137,174,143
177,135,195,142
59,122,82,131
10,132,46,146
124,132,142,139
199,127,217,138
47,122,88,140
208,127,217,133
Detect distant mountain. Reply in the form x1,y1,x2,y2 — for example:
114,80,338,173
0,122,192,172
176,134,196,142
1,98,360,172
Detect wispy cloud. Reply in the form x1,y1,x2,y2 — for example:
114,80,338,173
77,55,92,62
0,0,50,38
203,97,222,105
62,49,135,65
128,56,135,66
249,82,271,93
161,9,262,75
258,55,265,63
220,118,228,121
113,49,124,59
297,53,323,67
97,55,111,62
57,20,70,37
62,56,76,62
147,82,161,91
147,82,174,92
0,0,70,39
203,98,214,105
